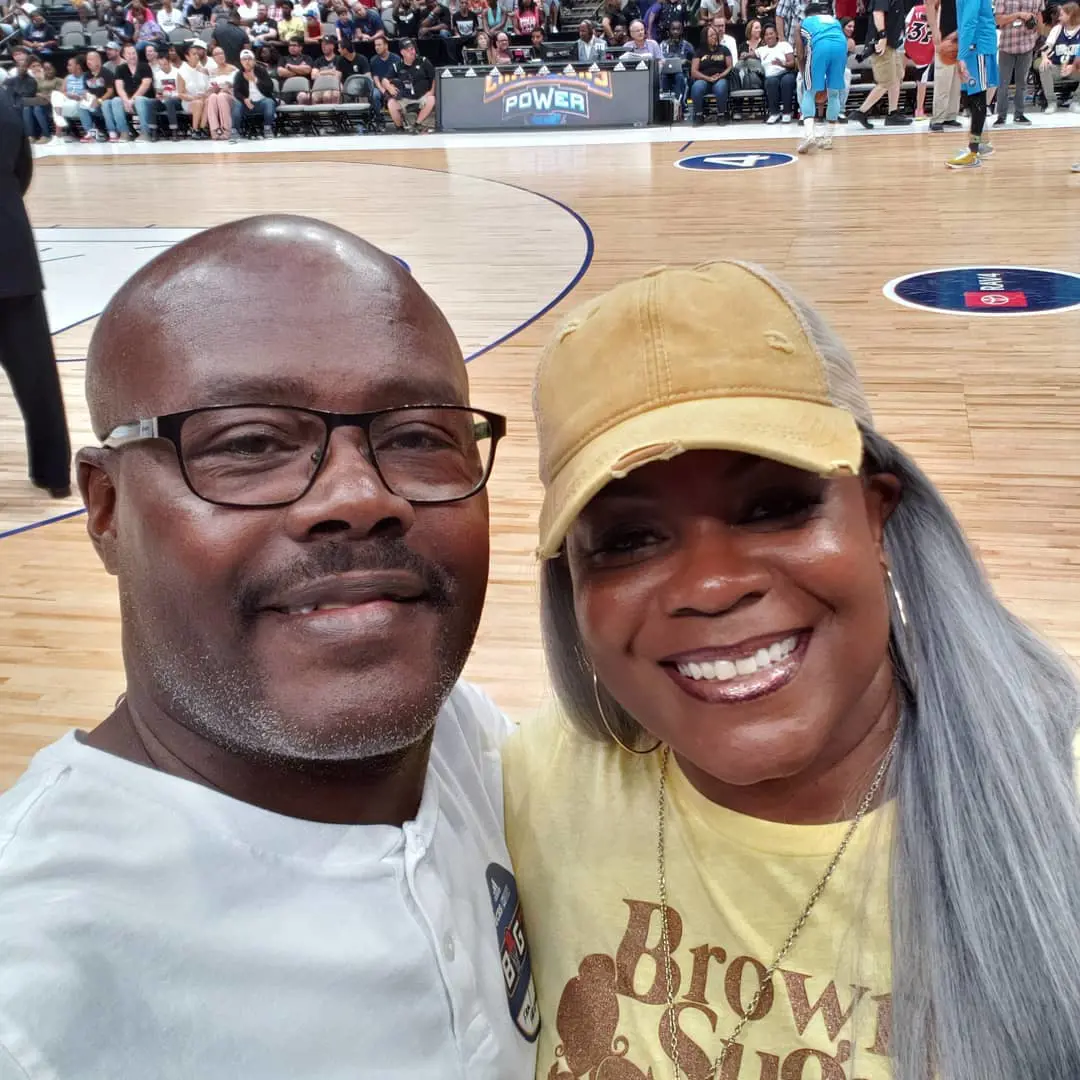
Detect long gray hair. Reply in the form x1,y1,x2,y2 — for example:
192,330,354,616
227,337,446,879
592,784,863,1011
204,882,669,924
539,302,1080,1079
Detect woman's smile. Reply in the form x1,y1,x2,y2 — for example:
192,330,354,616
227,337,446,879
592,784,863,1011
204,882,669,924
662,628,811,704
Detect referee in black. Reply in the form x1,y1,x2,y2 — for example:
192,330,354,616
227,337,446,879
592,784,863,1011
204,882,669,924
0,86,71,499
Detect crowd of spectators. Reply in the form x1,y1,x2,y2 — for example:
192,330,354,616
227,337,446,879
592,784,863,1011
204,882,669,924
0,0,1076,139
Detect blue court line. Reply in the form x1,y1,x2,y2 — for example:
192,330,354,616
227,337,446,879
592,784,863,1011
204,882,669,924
0,507,85,540
677,140,694,152
6,176,594,542
51,312,100,336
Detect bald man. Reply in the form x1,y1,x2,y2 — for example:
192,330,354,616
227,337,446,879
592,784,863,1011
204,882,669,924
0,216,538,1078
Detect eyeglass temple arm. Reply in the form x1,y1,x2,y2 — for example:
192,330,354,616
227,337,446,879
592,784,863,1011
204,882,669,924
102,418,160,448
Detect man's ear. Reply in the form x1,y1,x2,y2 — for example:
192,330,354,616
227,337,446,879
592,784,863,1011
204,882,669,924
76,448,120,577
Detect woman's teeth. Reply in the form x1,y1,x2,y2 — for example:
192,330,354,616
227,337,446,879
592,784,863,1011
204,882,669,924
675,635,799,682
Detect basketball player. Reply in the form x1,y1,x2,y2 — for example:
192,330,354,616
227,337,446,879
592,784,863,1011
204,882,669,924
795,0,848,151
947,0,998,167
904,0,935,117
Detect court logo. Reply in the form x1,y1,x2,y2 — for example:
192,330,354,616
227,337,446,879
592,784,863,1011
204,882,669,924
884,266,1080,316
483,68,613,123
675,151,797,171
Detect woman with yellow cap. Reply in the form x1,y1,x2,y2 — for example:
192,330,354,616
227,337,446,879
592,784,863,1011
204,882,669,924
504,262,1080,1080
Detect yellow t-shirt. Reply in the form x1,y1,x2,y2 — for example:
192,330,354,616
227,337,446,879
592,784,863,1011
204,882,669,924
504,707,895,1080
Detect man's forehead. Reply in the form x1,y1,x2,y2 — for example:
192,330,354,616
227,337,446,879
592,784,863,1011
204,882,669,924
88,220,467,432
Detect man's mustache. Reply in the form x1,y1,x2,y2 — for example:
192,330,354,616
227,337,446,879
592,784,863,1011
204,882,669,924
237,539,455,619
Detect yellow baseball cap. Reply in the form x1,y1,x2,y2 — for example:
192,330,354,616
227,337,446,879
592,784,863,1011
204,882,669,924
534,261,872,558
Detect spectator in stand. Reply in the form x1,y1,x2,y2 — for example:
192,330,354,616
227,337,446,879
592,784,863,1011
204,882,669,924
575,19,607,60
236,0,260,22
337,36,370,75
151,47,184,135
708,13,739,66
132,5,168,52
231,47,275,136
611,23,629,43
837,15,857,119
204,43,236,136
1037,2,1080,111
660,20,694,102
8,51,48,144
212,8,249,59
180,39,211,136
305,35,345,102
355,4,385,37
334,2,360,38
23,11,57,57
453,2,478,44
419,0,452,36
530,26,547,54
478,0,505,34
103,42,124,76
187,0,216,27
79,49,115,141
275,0,307,38
758,21,796,120
992,0,1036,122
775,0,805,42
105,43,153,138
276,34,312,94
156,0,189,33
903,0,934,117
102,3,133,42
394,0,425,37
741,16,763,53
514,0,543,33
387,37,436,130
600,0,628,37
852,0,912,126
49,56,87,143
491,28,513,59
624,17,661,57
302,8,322,39
690,21,732,121
256,40,280,66
461,26,489,59
250,3,279,41
730,13,764,115
369,32,399,114
645,0,688,41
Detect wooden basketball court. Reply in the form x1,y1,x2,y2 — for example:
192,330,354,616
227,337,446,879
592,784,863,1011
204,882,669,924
2,128,1079,789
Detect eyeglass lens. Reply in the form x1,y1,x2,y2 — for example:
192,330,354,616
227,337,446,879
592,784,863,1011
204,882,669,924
178,406,494,506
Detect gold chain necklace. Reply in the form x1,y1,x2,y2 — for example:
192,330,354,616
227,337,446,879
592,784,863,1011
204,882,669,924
656,739,897,1080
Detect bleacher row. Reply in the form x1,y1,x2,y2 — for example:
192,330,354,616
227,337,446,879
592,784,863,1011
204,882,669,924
5,7,1076,137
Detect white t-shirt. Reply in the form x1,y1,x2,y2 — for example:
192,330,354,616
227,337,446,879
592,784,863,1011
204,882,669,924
152,63,181,94
0,682,538,1080
155,5,187,29
236,0,258,18
756,39,793,77
179,59,210,93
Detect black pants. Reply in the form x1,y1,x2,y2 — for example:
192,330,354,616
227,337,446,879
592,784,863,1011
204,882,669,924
0,292,71,490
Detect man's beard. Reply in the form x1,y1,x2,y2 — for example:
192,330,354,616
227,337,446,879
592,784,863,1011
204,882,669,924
122,538,479,771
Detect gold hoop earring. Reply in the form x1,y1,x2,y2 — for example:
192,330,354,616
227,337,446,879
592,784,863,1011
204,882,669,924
592,671,662,756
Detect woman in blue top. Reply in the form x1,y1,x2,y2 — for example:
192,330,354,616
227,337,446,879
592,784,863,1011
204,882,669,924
795,0,847,152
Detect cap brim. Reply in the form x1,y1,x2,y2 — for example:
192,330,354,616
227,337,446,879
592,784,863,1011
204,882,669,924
537,396,864,558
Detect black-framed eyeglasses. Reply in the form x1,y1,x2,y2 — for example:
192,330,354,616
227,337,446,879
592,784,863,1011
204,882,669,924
101,404,507,509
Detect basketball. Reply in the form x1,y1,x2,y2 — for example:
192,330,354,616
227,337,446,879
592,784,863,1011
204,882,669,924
938,32,959,64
